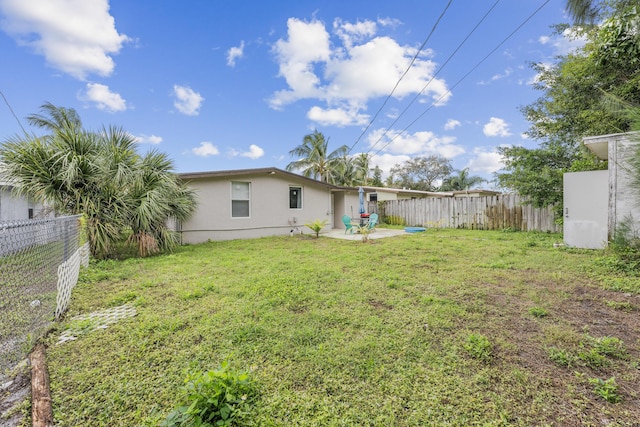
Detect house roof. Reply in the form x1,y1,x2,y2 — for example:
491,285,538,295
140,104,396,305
178,167,337,189
360,185,453,197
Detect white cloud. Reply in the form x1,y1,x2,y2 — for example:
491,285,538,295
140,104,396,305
466,148,504,174
491,67,512,81
333,18,377,48
0,0,129,79
367,128,465,158
539,27,586,56
192,142,219,157
133,134,162,145
269,18,449,123
173,85,204,116
483,117,511,137
227,40,245,67
444,119,461,130
371,152,411,177
239,144,264,159
307,106,369,127
82,82,126,112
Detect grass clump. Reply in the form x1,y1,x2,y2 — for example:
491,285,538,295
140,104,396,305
528,306,548,318
589,377,621,403
463,333,493,362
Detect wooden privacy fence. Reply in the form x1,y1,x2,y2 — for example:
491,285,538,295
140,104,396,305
378,194,559,232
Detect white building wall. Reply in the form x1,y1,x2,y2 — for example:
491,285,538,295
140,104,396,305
609,137,640,235
181,173,333,244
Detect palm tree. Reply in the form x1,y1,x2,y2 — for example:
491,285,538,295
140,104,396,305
126,149,196,257
353,153,372,185
286,130,348,184
565,0,600,23
0,103,196,258
440,168,485,191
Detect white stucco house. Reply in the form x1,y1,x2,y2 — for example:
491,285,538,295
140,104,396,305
563,132,640,249
178,167,365,244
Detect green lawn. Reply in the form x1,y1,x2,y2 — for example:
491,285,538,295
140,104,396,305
44,229,640,426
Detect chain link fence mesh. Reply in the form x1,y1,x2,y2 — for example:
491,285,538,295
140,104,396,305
0,215,86,378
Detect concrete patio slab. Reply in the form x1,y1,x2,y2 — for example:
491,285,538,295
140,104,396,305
321,228,408,240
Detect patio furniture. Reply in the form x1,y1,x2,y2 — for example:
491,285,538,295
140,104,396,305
342,215,355,234
367,213,378,232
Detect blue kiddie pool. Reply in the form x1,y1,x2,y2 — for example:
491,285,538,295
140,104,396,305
404,226,426,233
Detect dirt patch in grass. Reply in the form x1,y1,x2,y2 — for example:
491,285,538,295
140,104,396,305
483,280,640,424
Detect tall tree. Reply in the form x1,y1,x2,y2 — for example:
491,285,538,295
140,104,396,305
370,165,384,187
499,1,638,216
286,130,348,184
0,103,196,258
388,155,453,191
441,168,485,191
353,153,372,185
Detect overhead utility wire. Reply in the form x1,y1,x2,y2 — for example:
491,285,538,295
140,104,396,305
0,90,27,134
371,0,551,158
348,0,453,154
366,0,501,156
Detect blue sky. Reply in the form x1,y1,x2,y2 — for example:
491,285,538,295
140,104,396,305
0,0,583,185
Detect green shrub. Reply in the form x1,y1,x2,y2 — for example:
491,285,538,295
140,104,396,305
161,362,257,427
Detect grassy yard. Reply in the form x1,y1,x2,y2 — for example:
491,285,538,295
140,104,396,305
44,229,639,426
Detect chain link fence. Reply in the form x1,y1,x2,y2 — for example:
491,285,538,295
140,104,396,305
0,215,88,378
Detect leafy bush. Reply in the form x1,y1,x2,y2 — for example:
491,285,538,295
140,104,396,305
161,362,256,427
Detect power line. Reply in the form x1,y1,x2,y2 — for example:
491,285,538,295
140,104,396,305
366,0,501,156
348,0,453,154
0,90,27,135
371,0,552,158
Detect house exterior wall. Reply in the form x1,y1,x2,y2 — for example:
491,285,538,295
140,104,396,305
180,172,333,243
369,191,397,202
0,186,51,221
609,136,640,237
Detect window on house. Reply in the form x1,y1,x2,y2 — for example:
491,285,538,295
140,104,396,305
231,182,250,217
289,186,302,209
370,193,378,202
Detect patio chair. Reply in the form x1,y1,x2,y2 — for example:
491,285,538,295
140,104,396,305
366,213,379,232
342,215,354,234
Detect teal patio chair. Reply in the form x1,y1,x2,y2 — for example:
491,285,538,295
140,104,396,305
342,215,354,234
366,213,379,232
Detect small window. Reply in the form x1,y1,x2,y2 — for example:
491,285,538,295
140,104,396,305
289,186,302,209
28,208,34,219
231,182,250,217
370,193,378,202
